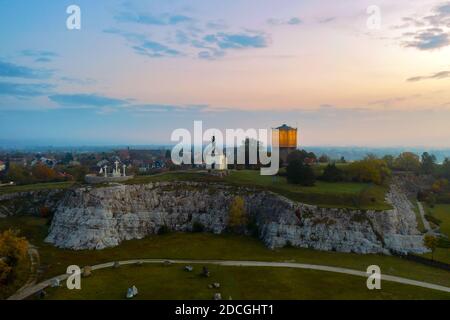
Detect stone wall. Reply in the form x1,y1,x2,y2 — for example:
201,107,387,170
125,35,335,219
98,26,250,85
45,181,427,254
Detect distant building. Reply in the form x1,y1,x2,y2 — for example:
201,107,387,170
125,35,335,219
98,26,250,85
0,161,5,172
273,124,298,164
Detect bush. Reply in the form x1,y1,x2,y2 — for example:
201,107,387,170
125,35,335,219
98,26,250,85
286,160,316,186
228,196,248,232
346,159,390,185
246,217,259,238
157,225,171,235
320,163,344,182
192,221,205,233
0,259,12,284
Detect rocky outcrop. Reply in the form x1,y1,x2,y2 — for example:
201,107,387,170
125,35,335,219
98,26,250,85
45,181,427,254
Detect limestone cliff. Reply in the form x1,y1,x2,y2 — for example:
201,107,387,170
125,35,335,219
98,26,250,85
45,181,427,254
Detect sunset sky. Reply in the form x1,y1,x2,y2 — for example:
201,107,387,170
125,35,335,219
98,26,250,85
1,0,450,147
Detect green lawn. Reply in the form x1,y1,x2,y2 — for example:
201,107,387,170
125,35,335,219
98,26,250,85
426,204,450,238
1,216,449,291
43,264,450,300
0,181,75,195
126,170,390,210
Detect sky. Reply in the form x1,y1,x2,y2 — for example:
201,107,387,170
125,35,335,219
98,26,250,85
1,0,450,147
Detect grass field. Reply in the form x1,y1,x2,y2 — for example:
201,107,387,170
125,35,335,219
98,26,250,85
0,181,75,195
126,170,390,210
0,169,390,210
426,204,450,238
1,216,449,292
43,264,450,300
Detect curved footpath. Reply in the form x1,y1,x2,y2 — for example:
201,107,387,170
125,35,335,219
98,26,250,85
8,259,450,300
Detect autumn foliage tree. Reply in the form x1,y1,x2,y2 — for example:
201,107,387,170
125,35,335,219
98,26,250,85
346,159,391,185
228,196,248,232
0,230,28,284
31,163,57,182
423,235,439,261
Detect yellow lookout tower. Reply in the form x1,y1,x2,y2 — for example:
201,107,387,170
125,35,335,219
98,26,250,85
273,124,298,164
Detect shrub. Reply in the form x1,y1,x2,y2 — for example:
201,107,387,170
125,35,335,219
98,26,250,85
157,225,171,235
192,221,205,233
320,163,344,182
0,230,28,266
286,160,316,186
0,259,12,284
346,159,390,185
246,217,259,238
228,196,248,232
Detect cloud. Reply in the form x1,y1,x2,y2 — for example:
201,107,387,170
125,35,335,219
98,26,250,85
115,11,193,26
132,40,183,58
318,17,336,24
104,28,183,58
49,94,128,108
60,77,97,85
402,28,450,50
268,17,302,26
21,50,58,63
395,2,450,50
407,70,450,82
368,94,421,107
0,60,52,78
203,32,269,49
125,104,208,113
0,82,54,97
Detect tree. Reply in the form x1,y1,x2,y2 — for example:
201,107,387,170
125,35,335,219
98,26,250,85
286,159,316,186
0,230,28,267
382,155,395,169
63,152,74,164
421,152,437,175
394,152,420,172
321,163,344,182
286,149,316,164
0,259,12,284
346,159,391,185
228,196,248,231
32,163,57,182
441,158,450,179
5,164,32,184
318,154,330,163
423,235,439,261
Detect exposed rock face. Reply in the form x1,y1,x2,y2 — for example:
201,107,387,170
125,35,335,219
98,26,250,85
45,181,427,254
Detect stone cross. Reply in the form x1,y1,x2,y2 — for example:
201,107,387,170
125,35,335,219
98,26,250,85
115,161,120,175
104,165,108,177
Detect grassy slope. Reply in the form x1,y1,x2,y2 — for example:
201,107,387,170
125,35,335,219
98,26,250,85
126,170,390,210
411,200,426,233
422,204,450,264
0,181,75,195
1,217,449,290
44,264,450,300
